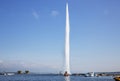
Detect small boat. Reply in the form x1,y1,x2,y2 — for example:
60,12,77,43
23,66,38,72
114,77,120,81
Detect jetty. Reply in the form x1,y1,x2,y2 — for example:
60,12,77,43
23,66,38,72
64,71,70,76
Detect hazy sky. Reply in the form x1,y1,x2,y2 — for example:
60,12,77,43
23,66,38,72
0,0,120,73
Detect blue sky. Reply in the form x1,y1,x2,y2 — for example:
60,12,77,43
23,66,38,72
0,0,120,73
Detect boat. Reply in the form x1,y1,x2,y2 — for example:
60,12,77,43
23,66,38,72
114,76,120,81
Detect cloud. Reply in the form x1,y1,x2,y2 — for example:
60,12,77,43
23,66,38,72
32,10,40,19
51,10,59,16
0,60,3,64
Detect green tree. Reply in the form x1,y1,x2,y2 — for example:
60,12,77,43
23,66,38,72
25,70,29,74
17,70,22,74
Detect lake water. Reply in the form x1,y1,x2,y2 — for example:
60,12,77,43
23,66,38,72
0,74,115,81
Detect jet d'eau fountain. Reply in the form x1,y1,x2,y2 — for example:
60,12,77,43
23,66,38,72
64,2,70,76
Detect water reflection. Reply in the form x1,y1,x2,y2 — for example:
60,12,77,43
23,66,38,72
64,76,70,81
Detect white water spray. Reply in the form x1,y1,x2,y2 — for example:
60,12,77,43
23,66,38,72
64,2,70,74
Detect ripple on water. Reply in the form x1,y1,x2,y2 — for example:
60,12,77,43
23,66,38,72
0,75,115,81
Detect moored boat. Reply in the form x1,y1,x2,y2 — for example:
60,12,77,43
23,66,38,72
114,77,120,81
